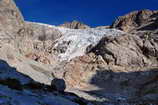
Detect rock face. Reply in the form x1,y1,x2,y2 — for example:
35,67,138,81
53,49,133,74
111,10,158,32
0,0,27,51
91,33,158,68
0,0,24,37
60,20,90,29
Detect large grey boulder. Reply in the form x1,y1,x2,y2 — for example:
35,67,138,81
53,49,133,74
51,78,66,92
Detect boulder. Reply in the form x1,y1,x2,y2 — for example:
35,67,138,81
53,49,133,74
51,78,66,92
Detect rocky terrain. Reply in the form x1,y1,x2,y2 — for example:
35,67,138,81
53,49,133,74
0,0,158,105
111,10,158,32
59,20,90,29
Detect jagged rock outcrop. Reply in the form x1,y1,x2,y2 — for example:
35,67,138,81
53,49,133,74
111,10,158,32
91,33,158,68
135,11,158,32
60,20,90,29
0,0,24,37
0,0,28,51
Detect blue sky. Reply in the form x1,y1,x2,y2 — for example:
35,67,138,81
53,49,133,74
15,0,158,27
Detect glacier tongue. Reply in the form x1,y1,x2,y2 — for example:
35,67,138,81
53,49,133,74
33,23,125,61
53,27,125,61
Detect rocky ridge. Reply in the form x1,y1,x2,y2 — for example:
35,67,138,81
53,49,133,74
60,20,90,29
111,9,158,32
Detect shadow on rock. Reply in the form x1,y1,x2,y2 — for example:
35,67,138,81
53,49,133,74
0,59,91,105
0,59,67,92
84,68,158,104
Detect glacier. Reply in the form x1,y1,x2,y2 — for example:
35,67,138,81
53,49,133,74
34,23,125,61
53,27,125,61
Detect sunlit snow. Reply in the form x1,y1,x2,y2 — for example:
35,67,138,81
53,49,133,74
35,23,125,61
54,28,125,61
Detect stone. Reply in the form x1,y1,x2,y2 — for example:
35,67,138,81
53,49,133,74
51,78,66,92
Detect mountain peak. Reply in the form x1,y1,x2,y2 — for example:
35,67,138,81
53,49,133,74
111,9,158,32
59,20,90,29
